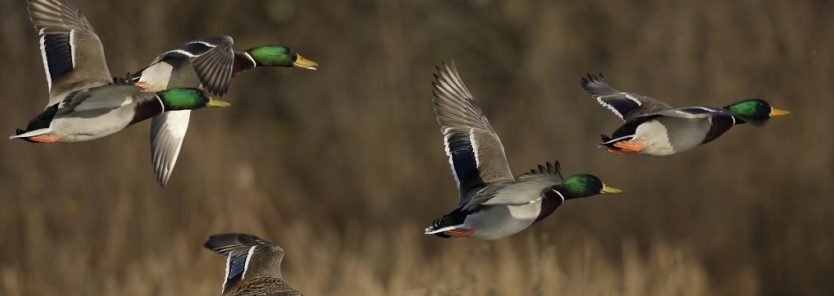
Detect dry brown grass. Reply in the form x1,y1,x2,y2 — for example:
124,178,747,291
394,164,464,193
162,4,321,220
0,0,831,295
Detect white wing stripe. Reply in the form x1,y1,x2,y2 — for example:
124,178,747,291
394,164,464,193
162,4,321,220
242,246,256,280
469,128,480,171
39,35,52,91
222,253,232,294
69,30,77,73
187,40,217,48
166,49,199,58
624,93,642,105
596,97,625,120
443,133,462,189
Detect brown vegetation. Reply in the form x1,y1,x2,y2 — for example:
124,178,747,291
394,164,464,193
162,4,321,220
0,0,831,295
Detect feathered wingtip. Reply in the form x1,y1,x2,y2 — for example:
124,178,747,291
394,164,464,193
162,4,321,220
430,59,465,101
580,73,618,95
203,233,273,255
581,73,604,85
433,59,457,79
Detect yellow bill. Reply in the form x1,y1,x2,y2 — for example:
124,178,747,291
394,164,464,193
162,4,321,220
601,184,623,194
207,97,231,108
293,54,319,70
770,107,790,116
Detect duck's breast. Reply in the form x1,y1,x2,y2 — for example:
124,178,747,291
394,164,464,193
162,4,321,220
635,117,710,155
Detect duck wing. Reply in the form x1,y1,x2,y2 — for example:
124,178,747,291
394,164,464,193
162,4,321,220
27,0,112,107
581,73,672,121
432,61,514,208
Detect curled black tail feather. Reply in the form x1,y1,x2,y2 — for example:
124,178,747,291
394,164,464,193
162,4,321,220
112,72,134,85
428,209,468,238
430,218,451,238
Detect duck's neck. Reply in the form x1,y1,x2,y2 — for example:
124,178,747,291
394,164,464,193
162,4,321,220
702,114,739,144
129,100,165,126
534,188,566,223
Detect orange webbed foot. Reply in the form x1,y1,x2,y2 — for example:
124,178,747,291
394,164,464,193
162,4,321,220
135,82,150,90
444,228,475,238
613,140,645,153
28,134,62,143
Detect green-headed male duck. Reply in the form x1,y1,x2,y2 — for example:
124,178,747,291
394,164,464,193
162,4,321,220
581,74,789,156
424,62,622,240
11,0,230,183
120,37,317,186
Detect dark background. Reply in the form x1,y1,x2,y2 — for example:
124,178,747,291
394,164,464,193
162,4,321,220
0,0,830,295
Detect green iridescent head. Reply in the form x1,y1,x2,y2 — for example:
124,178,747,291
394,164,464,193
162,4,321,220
554,174,622,199
244,45,318,70
724,99,790,126
157,88,231,110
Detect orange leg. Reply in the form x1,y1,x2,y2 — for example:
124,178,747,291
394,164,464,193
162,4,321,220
28,134,62,143
135,82,150,90
444,228,475,238
605,147,630,156
613,140,645,153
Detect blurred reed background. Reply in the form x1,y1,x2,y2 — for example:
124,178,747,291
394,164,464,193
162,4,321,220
0,0,831,295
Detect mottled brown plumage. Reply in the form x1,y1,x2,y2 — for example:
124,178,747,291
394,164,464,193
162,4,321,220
204,233,302,296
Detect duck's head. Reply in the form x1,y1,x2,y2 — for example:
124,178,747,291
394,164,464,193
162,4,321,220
244,45,318,70
536,174,622,223
157,88,231,110
554,174,623,199
724,99,790,126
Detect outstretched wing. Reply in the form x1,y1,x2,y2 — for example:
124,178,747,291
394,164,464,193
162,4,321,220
28,0,112,107
581,73,672,121
432,60,514,206
203,233,287,294
149,110,191,187
142,36,235,97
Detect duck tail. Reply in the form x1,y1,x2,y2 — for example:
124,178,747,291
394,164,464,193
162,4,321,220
597,134,618,149
424,210,467,238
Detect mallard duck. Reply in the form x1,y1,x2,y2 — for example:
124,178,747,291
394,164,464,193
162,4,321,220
423,61,622,240
581,74,790,156
125,37,318,187
204,233,302,296
129,38,319,95
11,0,230,180
12,85,228,142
